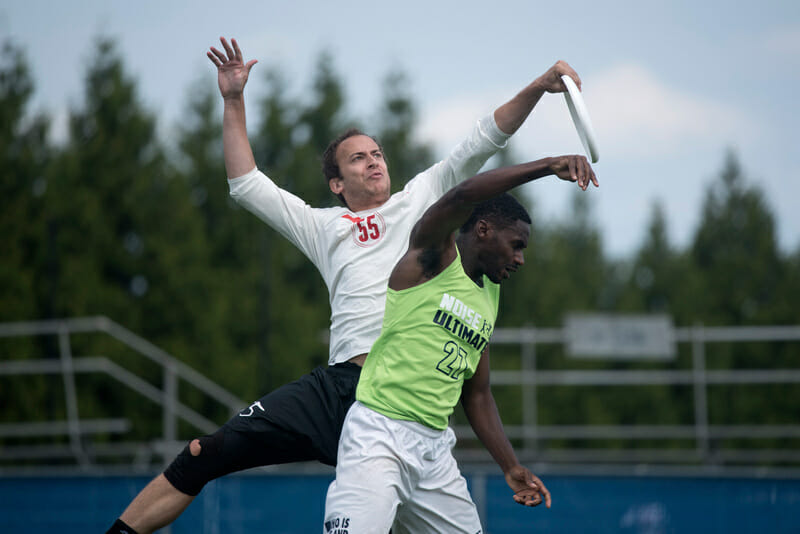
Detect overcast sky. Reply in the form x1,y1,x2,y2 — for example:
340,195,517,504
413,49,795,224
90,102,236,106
3,0,798,258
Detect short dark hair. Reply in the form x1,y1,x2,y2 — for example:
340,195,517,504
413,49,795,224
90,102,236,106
459,193,531,233
321,128,384,206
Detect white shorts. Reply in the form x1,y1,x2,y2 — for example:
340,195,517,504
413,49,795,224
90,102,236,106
323,401,482,534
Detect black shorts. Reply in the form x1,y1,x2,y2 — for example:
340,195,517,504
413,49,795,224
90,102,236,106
164,362,361,495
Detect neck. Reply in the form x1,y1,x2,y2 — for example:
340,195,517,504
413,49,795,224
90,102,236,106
345,194,389,213
456,236,484,286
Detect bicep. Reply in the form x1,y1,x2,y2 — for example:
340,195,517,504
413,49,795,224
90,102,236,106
229,171,322,260
462,347,491,406
408,188,472,251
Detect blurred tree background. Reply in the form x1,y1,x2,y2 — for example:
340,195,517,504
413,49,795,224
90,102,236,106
1,38,798,458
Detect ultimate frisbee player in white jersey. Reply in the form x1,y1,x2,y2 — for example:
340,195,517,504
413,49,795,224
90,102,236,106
107,37,588,534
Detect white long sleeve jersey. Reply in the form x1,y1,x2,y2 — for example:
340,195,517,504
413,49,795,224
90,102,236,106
228,114,508,365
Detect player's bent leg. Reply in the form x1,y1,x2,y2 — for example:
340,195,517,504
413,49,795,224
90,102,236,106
110,420,303,534
162,431,230,496
111,435,221,534
109,365,359,534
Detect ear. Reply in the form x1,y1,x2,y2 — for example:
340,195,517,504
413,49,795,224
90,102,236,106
475,219,492,238
329,177,344,195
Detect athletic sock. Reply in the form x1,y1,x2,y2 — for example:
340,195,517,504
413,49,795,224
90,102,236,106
105,518,138,534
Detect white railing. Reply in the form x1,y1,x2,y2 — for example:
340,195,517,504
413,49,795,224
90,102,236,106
0,317,245,473
453,323,800,470
2,317,799,474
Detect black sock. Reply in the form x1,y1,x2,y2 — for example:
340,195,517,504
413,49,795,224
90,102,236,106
106,518,138,534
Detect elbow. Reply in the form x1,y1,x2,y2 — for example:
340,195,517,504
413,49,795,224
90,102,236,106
449,180,482,207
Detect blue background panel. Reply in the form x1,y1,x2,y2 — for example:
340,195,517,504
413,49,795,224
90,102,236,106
1,473,798,533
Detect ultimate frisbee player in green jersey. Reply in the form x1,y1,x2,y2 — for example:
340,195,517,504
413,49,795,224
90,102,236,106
324,154,598,533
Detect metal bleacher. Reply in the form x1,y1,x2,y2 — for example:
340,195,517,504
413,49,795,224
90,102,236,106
1,315,799,477
0,316,245,474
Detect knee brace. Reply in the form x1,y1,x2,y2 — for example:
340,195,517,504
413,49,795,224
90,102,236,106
163,431,225,496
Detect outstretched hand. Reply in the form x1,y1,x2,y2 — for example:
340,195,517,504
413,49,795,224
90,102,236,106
536,60,582,94
505,465,552,508
207,37,258,99
550,155,599,191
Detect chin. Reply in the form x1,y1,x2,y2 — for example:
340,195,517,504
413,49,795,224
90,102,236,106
488,273,503,284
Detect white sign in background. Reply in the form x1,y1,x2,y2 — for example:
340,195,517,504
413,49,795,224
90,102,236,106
565,313,676,359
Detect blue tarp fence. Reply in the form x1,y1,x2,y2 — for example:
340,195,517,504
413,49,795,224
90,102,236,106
1,472,798,533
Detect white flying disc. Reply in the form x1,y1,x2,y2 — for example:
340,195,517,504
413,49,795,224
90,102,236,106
561,74,599,163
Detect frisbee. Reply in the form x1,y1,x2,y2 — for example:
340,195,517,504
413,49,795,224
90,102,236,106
561,74,599,163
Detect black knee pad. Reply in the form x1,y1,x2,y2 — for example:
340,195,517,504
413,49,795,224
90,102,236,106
163,431,226,496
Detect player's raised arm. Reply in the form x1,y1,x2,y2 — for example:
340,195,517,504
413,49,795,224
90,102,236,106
389,155,597,290
411,154,596,250
207,37,258,179
493,60,582,135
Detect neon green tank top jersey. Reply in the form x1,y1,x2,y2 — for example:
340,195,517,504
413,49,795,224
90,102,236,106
356,248,500,430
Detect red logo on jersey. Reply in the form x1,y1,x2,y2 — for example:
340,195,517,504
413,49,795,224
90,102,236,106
345,212,386,247
341,214,363,224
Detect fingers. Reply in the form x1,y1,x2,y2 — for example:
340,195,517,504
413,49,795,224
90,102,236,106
532,475,552,508
543,60,582,93
557,60,582,91
588,160,599,188
512,481,552,508
220,36,235,59
207,47,225,66
513,490,543,507
580,157,590,190
208,38,256,73
508,467,550,508
232,38,244,62
208,37,238,65
564,155,598,190
577,156,598,190
568,155,578,186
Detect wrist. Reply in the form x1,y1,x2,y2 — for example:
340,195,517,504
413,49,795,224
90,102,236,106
525,77,547,97
546,156,563,175
502,462,522,476
526,157,555,179
222,92,245,104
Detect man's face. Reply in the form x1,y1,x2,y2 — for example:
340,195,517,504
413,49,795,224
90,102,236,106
329,135,391,211
481,219,530,284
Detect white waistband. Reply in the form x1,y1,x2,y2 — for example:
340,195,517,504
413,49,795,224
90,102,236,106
353,401,449,440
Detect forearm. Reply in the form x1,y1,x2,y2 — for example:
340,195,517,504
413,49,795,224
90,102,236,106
411,153,591,248
463,391,520,473
413,157,556,245
222,95,257,179
493,79,546,135
454,157,555,204
419,114,509,198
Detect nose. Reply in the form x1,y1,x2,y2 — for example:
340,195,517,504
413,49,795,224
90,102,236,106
514,250,525,266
